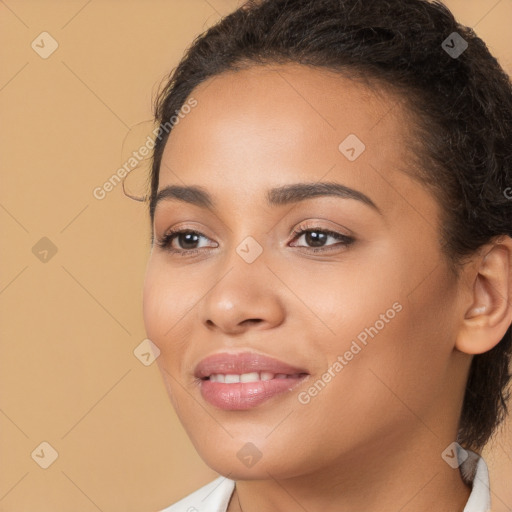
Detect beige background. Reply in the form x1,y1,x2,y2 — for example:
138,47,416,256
0,1,511,511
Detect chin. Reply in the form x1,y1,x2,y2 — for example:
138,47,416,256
196,444,310,481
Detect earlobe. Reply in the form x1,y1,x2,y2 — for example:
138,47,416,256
464,273,491,321
455,237,512,355
465,304,487,317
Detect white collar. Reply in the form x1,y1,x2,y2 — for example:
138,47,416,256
162,449,491,512
459,447,491,512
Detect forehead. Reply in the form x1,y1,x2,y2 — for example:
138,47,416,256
162,63,406,162
157,63,434,221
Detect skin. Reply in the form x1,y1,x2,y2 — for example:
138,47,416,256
143,63,512,512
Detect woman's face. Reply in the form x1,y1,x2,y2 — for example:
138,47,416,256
143,63,470,479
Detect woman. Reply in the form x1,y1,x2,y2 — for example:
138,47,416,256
141,0,512,510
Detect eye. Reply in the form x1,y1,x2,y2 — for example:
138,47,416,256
156,223,355,257
156,228,217,256
289,224,355,253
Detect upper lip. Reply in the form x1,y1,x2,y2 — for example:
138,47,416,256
194,351,309,379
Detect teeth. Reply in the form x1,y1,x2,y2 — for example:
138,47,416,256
208,372,303,382
208,372,276,382
240,372,260,383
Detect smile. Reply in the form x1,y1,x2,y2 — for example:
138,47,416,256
194,351,310,410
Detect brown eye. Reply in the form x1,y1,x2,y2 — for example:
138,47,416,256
290,226,354,252
157,229,217,255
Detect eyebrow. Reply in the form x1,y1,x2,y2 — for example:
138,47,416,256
153,181,381,215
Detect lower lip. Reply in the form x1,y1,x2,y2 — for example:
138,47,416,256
199,375,308,410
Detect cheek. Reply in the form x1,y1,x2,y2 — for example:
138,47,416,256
143,259,196,409
142,262,163,342
315,250,456,417
142,256,208,365
142,257,182,350
346,271,458,417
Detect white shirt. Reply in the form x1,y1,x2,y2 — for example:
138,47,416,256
160,449,491,512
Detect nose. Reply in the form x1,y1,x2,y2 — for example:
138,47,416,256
199,260,286,336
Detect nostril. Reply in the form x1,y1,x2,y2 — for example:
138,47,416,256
242,319,262,326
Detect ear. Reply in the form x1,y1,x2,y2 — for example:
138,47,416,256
455,235,512,355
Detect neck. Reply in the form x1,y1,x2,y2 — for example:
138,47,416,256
229,431,472,512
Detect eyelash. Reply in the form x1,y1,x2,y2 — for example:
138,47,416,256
156,223,355,257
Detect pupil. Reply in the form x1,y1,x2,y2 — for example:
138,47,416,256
180,232,199,249
177,231,328,249
305,231,326,247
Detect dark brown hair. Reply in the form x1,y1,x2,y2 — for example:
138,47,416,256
148,0,512,450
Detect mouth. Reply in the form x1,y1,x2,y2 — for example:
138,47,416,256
194,351,310,410
204,371,308,383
